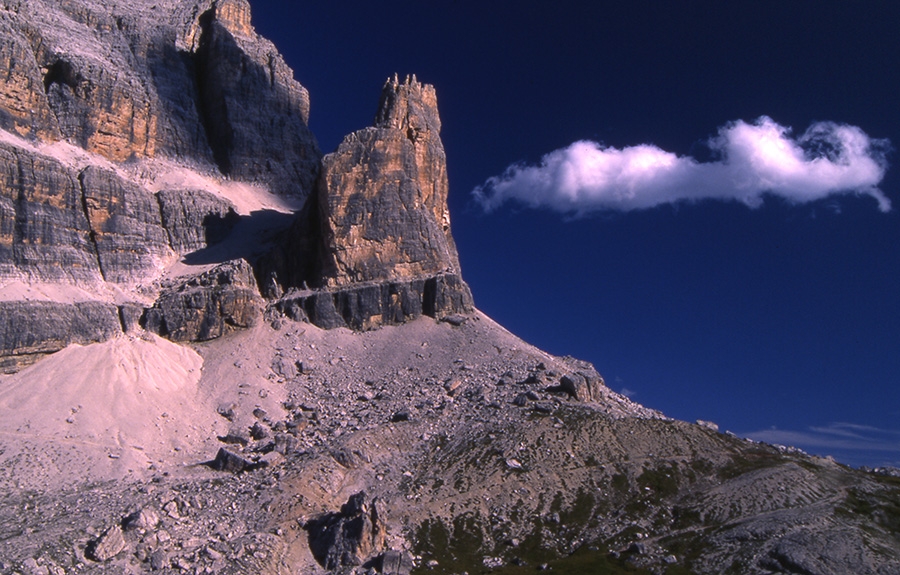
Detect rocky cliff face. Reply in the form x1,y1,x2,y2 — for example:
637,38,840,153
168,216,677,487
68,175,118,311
318,74,461,286
0,3,898,575
0,0,320,193
0,0,330,369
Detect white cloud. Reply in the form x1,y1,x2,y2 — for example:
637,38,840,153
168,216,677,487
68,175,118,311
473,117,890,213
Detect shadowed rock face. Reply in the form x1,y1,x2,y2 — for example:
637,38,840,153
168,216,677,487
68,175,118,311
318,75,462,286
194,0,321,198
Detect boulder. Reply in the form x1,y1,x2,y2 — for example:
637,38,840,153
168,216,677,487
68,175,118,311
381,550,414,575
142,259,262,342
87,525,127,562
210,447,255,473
123,507,161,531
306,492,385,570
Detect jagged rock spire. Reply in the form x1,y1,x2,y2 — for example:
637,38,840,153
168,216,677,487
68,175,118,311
317,74,462,287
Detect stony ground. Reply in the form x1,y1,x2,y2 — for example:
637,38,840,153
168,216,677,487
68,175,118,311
1,311,899,575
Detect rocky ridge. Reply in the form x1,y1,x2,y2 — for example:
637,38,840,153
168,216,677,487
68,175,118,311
0,1,898,575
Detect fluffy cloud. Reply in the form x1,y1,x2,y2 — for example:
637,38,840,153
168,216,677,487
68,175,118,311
473,117,890,213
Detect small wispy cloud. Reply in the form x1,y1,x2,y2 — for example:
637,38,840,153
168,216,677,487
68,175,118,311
473,117,890,214
745,422,900,467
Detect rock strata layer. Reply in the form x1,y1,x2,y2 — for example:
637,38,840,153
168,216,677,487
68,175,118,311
277,272,473,330
0,300,122,373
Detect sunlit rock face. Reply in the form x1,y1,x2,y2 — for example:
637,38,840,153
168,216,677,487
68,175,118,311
318,74,462,287
0,0,320,196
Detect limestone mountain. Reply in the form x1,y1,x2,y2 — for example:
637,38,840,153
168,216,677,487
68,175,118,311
0,2,898,575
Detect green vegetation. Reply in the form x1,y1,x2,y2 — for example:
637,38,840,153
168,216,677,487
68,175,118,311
717,448,784,480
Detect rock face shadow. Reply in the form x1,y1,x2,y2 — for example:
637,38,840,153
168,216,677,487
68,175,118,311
181,209,297,267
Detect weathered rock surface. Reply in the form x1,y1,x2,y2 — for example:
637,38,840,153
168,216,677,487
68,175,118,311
0,0,320,194
141,259,261,341
80,166,174,284
318,74,462,286
0,142,100,284
277,272,472,330
156,188,239,254
307,492,386,570
0,17,60,141
0,300,121,373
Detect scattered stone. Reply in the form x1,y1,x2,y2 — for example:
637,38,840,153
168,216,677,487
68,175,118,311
163,500,180,518
505,458,524,471
211,448,257,473
696,420,719,432
271,356,301,379
250,422,269,441
627,542,645,555
274,433,299,455
444,379,463,396
123,507,160,531
149,549,168,571
391,410,411,423
217,404,236,421
87,525,127,562
440,314,468,327
218,428,250,446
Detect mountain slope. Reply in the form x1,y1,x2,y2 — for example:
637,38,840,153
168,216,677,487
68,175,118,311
0,2,898,575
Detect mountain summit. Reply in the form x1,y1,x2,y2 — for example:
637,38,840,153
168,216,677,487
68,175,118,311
0,2,898,574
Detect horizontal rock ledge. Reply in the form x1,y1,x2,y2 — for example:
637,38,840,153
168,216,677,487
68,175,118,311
275,272,473,331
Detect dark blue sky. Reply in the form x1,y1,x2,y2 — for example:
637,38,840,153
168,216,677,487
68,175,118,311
248,1,900,467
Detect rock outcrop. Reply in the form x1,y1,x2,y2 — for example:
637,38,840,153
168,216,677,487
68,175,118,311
279,74,474,329
0,300,121,373
141,259,261,342
318,74,461,286
277,273,472,331
0,0,321,195
306,492,386,570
